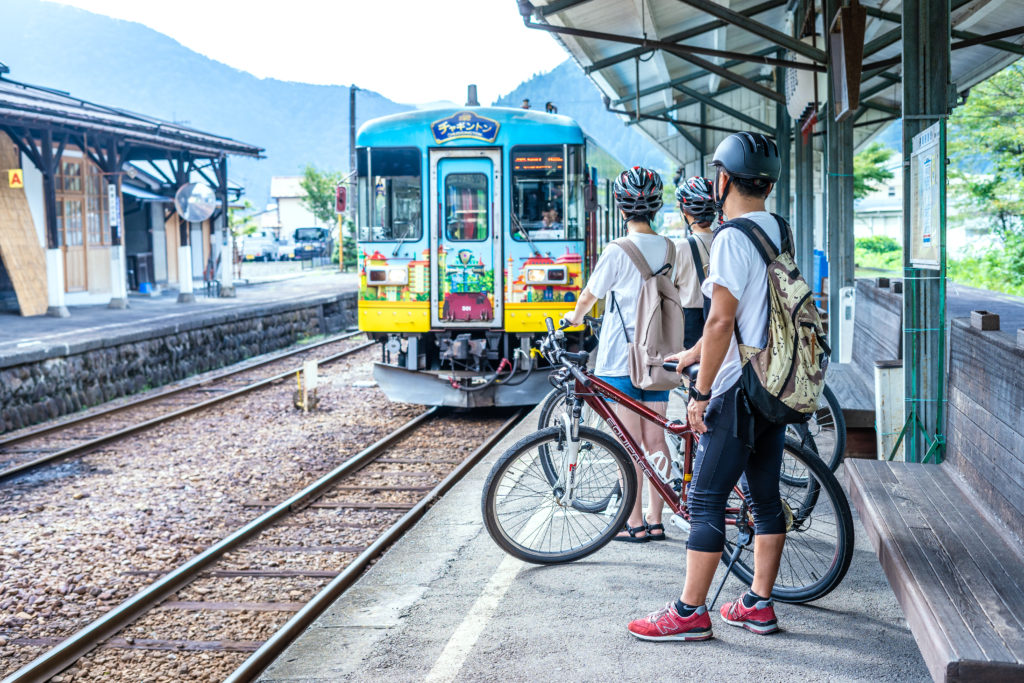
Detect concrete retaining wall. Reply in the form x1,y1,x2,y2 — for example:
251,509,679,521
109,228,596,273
0,291,357,433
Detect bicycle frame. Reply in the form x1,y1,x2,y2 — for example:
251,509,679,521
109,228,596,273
581,373,745,524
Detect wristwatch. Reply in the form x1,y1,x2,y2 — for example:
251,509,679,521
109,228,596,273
688,384,712,402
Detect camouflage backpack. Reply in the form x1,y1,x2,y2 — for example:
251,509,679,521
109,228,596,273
717,215,829,424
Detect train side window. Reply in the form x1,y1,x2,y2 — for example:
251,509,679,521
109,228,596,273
511,145,578,241
444,173,488,241
356,147,422,242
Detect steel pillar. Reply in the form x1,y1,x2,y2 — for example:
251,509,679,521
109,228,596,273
902,0,951,463
824,0,855,363
775,60,792,225
794,126,815,277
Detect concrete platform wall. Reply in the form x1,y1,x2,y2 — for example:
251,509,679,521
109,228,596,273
0,292,357,433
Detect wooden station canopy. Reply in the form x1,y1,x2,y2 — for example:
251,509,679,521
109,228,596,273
516,0,1024,169
0,76,263,251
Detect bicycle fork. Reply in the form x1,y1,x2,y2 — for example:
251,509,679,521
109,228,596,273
556,411,581,507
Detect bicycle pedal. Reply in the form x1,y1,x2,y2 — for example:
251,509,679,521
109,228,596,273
669,514,690,534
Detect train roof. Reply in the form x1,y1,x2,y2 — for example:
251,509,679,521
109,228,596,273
356,106,586,148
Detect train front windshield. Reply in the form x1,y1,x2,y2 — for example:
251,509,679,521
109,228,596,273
511,146,581,241
357,147,422,242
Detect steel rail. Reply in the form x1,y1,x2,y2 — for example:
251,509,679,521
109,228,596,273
0,330,363,450
224,409,524,683
0,339,375,483
0,407,442,683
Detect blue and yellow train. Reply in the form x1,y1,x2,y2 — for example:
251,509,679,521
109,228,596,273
355,105,623,406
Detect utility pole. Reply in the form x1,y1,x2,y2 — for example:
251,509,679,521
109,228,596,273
349,85,359,181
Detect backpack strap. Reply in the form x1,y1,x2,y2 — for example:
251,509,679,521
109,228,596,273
687,235,707,287
770,213,795,257
612,237,654,279
714,217,780,267
609,291,630,343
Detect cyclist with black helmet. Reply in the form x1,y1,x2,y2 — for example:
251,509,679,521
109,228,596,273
563,166,681,543
628,133,790,641
675,176,716,349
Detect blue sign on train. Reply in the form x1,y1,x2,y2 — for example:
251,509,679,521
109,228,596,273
431,111,500,144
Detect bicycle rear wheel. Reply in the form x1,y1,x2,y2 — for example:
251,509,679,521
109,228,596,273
722,438,854,604
784,384,846,482
482,426,637,564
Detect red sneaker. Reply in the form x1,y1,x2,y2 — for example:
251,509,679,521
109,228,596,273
719,593,780,634
627,602,713,641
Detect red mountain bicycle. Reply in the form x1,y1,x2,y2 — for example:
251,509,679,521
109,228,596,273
481,318,854,604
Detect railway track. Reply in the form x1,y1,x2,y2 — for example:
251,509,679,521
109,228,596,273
0,331,373,482
0,409,521,683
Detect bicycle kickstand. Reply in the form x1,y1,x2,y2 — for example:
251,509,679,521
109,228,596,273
709,530,752,611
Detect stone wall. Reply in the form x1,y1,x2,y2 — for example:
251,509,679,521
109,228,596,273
0,292,357,433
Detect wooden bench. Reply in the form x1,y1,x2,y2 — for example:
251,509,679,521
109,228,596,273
847,317,1024,682
827,278,903,430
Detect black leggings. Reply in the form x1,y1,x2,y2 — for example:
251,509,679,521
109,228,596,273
686,382,788,553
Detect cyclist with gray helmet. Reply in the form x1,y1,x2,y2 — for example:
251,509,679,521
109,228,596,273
629,133,790,641
675,176,716,349
563,166,682,543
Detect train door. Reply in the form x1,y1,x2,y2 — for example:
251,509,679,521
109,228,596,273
428,149,502,328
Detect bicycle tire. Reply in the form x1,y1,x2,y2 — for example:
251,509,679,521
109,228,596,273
482,426,637,564
536,387,615,491
784,384,846,475
722,438,854,604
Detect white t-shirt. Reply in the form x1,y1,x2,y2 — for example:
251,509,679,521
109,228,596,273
701,211,782,396
675,231,713,309
586,233,682,376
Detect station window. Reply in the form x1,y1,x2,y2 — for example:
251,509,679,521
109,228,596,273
356,147,422,242
510,145,580,242
444,173,488,241
55,155,109,248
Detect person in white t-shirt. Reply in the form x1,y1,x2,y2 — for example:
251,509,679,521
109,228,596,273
627,133,790,642
674,176,717,349
562,167,680,544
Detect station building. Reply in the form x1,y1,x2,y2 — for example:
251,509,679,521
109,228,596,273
0,67,262,317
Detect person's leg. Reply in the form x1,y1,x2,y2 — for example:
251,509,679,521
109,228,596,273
741,422,787,598
614,401,647,540
639,399,670,531
680,385,748,606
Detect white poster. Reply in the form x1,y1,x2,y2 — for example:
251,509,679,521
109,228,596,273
909,122,942,269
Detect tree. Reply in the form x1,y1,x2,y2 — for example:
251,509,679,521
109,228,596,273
949,62,1024,237
853,142,895,200
228,199,259,238
299,164,344,228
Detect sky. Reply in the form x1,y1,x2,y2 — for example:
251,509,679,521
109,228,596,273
50,0,570,105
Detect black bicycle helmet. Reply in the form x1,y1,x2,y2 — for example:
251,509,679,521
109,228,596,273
675,176,716,223
711,132,781,181
613,166,663,219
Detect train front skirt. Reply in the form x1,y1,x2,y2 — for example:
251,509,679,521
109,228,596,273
371,362,553,408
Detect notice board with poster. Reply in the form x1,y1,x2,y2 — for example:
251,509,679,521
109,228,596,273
909,122,944,269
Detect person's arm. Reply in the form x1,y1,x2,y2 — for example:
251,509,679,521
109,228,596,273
687,285,738,433
562,288,598,326
665,338,701,367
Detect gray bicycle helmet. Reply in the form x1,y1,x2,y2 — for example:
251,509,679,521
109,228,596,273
613,166,664,219
675,176,716,223
711,132,781,181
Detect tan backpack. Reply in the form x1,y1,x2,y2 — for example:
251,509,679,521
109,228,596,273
715,215,829,424
609,237,684,392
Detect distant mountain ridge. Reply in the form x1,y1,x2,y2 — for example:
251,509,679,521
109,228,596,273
2,0,670,206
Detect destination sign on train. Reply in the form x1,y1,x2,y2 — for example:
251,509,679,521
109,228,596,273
512,152,564,172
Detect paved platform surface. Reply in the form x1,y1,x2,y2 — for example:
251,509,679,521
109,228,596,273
0,272,357,363
258,404,930,683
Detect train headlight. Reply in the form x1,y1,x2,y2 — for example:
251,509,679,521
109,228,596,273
367,267,407,285
387,268,408,285
526,267,567,285
368,268,387,283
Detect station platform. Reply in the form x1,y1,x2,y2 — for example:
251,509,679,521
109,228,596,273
0,273,358,366
258,404,931,682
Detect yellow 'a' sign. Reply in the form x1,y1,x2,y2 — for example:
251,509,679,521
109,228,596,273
8,169,24,189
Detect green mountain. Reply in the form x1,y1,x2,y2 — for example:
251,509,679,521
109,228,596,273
2,0,670,206
494,61,672,173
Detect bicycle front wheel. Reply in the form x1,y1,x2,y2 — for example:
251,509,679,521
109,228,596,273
482,426,637,564
722,438,854,604
536,387,615,488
